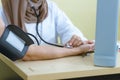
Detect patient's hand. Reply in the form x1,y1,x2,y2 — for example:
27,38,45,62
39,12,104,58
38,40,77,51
80,43,94,53
73,42,94,56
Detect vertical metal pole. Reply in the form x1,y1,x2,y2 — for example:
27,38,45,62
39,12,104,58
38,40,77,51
94,0,119,67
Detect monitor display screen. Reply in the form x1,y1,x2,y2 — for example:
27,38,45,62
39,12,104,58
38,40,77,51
6,31,25,52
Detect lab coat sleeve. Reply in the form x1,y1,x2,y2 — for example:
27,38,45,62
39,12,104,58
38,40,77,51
52,2,87,44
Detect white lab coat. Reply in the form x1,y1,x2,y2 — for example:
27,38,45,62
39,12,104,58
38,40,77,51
0,0,87,45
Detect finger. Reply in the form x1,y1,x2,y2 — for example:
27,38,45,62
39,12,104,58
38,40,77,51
88,40,94,44
69,35,77,46
79,44,91,53
84,40,94,44
71,36,83,47
88,44,95,52
72,39,83,47
72,40,79,47
64,43,73,48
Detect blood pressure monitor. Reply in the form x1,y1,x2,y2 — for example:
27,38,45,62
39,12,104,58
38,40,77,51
0,25,34,61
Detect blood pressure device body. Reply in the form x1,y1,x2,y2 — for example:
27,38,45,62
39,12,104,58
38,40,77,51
0,25,34,61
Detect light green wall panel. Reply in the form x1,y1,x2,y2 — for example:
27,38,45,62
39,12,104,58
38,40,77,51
52,0,97,40
52,0,120,40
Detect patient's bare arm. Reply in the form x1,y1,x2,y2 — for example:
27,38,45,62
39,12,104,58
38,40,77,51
0,18,94,61
23,43,94,61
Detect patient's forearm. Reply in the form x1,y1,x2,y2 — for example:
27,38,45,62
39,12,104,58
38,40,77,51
23,45,76,60
22,44,90,61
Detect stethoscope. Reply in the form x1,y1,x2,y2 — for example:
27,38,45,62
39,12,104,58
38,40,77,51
27,0,71,48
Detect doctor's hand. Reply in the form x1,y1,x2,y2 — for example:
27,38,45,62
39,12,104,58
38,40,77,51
65,35,83,48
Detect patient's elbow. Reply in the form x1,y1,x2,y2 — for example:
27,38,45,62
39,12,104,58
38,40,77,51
22,53,32,61
22,45,34,61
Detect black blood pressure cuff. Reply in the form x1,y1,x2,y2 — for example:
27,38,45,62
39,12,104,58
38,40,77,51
0,25,34,61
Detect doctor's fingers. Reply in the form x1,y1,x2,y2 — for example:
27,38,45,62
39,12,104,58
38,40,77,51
69,35,83,47
84,40,95,44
